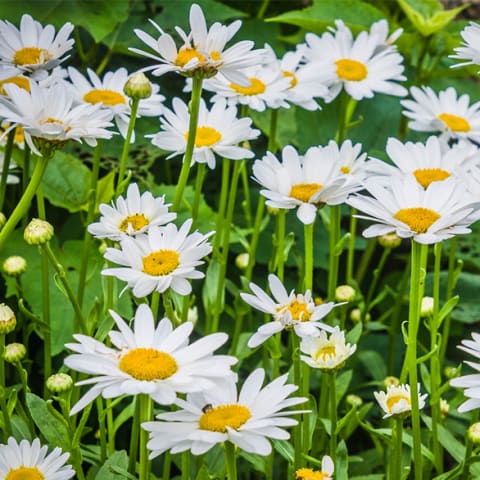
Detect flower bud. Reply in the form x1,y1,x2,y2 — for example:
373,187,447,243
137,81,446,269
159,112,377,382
378,232,402,248
3,255,27,277
235,253,249,270
444,366,458,380
46,373,73,393
440,398,449,419
350,308,370,323
468,422,480,445
0,303,16,334
24,218,54,245
3,342,26,363
383,375,400,388
98,240,108,255
420,296,434,317
173,306,198,326
124,73,152,100
335,285,356,303
346,394,363,408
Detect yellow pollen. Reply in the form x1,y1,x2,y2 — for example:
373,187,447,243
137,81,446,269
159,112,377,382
438,113,470,132
283,70,298,88
289,183,322,203
43,117,63,125
175,48,206,67
0,76,30,95
277,300,311,321
119,213,149,233
341,165,350,174
230,77,266,96
335,58,368,81
315,345,336,362
14,125,25,144
119,348,178,380
386,393,411,412
13,47,50,66
295,468,329,480
6,466,44,480
83,89,126,106
393,207,440,233
142,249,180,276
210,51,222,61
199,404,251,433
413,168,451,189
185,126,222,147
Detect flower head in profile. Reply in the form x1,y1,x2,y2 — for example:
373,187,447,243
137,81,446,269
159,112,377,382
374,383,427,419
0,14,74,76
0,437,75,479
0,80,113,156
450,21,480,71
252,144,358,225
131,3,262,84
64,304,236,414
142,368,307,457
401,86,480,144
295,456,334,480
150,97,259,169
304,19,407,102
240,273,338,348
450,332,480,412
88,183,176,241
300,327,356,371
102,219,213,297
68,67,164,141
348,175,477,245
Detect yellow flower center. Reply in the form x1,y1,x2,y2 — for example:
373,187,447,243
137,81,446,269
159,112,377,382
175,48,206,67
6,466,44,480
438,113,470,132
295,468,329,480
335,58,368,81
393,207,440,233
14,125,25,144
315,345,336,362
185,126,222,147
341,165,350,174
119,213,149,233
413,168,451,189
83,89,126,106
386,393,411,412
0,76,30,95
199,404,251,433
210,51,222,61
43,117,63,125
277,300,311,321
230,77,266,96
13,47,50,66
142,249,180,276
283,70,298,88
289,183,322,203
118,347,178,380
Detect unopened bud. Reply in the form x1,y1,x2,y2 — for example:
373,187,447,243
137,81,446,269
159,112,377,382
3,255,27,277
420,296,434,317
173,306,198,326
0,303,16,334
346,394,363,408
3,342,26,363
378,232,402,248
383,375,400,388
98,240,108,255
444,366,458,380
46,373,73,393
440,398,449,419
124,73,152,100
335,285,356,303
468,422,480,445
235,253,249,270
24,218,54,245
350,308,370,323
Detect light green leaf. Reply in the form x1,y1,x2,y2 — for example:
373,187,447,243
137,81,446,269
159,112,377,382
95,451,130,479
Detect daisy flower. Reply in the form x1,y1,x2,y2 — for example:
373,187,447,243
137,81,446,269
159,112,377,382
252,144,358,225
0,437,75,479
240,273,338,348
150,97,259,169
450,21,480,71
142,368,307,457
300,327,356,371
88,183,176,241
67,67,164,141
102,218,213,297
401,86,480,143
450,332,480,412
131,3,262,85
0,14,74,76
304,19,407,102
295,456,335,480
64,303,236,414
347,175,477,244
0,80,113,156
374,383,427,419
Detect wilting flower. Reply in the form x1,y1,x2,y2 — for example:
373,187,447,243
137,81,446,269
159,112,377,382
64,304,236,414
374,383,427,418
0,437,75,479
88,182,176,241
142,368,307,457
241,273,338,348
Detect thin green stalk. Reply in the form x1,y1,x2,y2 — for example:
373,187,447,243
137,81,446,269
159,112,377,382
0,335,12,441
138,394,153,480
0,129,15,211
128,396,140,475
256,0,270,19
245,196,265,281
292,334,302,470
275,210,286,281
191,163,207,229
106,399,115,454
329,372,337,463
162,452,172,480
96,398,107,463
181,451,190,480
116,99,140,195
0,154,49,250
346,208,357,285
304,222,314,292
364,247,392,317
335,94,357,143
150,291,160,321
225,441,237,480
268,109,278,153
317,374,329,452
214,158,231,255
21,145,31,228
355,237,376,285
240,161,252,229
327,206,341,301
390,419,403,480
163,292,174,321
172,77,203,211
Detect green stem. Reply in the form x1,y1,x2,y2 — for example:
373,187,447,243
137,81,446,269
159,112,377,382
225,441,237,480
0,154,49,250
116,99,140,195
162,452,172,480
256,0,271,19
304,222,314,292
327,206,341,301
172,77,203,212
0,129,15,211
191,163,207,229
138,394,153,480
346,208,357,285
329,372,337,463
213,158,231,255
245,196,265,281
364,247,391,316
0,335,12,441
390,419,403,480
268,109,278,153
355,237,376,286
96,398,107,463
150,291,160,321
128,396,140,475
240,161,252,229
21,145,31,229
335,94,357,143
292,334,302,470
181,451,190,480
275,210,286,281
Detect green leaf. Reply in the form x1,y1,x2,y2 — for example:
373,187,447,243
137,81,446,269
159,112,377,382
95,451,130,479
195,464,213,480
357,350,387,381
272,439,294,463
337,370,353,403
336,440,349,480
26,393,71,451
